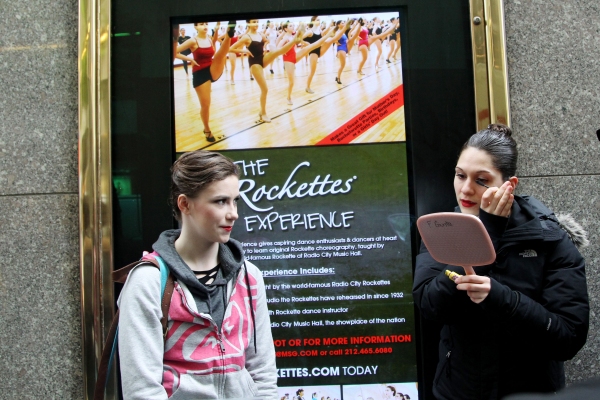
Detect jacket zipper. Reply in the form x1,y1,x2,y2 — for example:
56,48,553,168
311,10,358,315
216,325,226,397
445,351,452,378
218,332,226,354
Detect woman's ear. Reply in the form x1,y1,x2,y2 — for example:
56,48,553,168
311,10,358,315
177,194,191,215
509,176,519,190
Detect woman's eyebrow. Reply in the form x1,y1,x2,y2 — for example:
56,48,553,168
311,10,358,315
454,166,492,174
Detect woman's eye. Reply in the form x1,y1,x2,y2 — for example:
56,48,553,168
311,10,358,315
455,173,465,179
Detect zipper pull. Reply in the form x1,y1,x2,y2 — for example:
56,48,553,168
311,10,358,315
446,351,451,358
219,340,226,353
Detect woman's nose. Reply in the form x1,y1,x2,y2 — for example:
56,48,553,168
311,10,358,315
228,207,238,221
461,179,476,194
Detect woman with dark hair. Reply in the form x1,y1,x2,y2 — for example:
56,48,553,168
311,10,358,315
118,150,277,399
384,385,397,399
229,19,304,122
177,22,236,142
413,124,589,399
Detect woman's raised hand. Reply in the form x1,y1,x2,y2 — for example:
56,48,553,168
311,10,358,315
480,181,514,217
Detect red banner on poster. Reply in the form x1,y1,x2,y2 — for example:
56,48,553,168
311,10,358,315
316,85,404,146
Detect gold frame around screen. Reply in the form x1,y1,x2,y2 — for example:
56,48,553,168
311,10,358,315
77,0,509,398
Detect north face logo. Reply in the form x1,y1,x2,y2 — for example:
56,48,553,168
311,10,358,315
519,249,538,258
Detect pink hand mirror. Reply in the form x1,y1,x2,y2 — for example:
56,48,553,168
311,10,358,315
416,212,496,275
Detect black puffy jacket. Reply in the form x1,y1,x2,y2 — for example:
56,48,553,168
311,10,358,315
413,195,589,399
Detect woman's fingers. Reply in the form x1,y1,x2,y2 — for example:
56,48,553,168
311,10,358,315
455,275,491,304
494,185,513,216
481,181,513,216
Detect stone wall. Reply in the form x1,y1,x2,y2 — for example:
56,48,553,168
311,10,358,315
504,0,600,382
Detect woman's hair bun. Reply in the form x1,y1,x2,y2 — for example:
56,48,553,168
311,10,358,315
487,123,512,137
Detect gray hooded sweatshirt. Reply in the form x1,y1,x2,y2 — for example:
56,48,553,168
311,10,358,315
118,230,277,399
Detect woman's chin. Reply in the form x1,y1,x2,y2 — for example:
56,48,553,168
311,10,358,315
459,205,479,217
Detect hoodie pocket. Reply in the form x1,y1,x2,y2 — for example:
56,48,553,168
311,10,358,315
243,369,259,397
433,341,452,387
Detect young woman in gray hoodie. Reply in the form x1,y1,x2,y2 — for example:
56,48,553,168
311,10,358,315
118,150,277,399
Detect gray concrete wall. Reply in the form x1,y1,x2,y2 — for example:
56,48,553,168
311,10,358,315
0,0,598,397
505,0,600,383
0,0,83,399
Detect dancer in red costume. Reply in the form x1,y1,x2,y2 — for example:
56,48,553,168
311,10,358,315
356,18,398,75
177,22,236,142
278,22,341,105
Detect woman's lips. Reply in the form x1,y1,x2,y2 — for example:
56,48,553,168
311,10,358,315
222,226,233,232
460,199,477,208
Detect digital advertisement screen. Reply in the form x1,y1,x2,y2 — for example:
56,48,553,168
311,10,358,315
172,11,404,151
171,10,416,398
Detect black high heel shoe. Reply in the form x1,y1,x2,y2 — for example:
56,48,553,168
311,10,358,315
204,130,216,142
227,21,236,38
335,77,342,85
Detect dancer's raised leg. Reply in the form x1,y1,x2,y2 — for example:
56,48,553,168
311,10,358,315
262,25,304,67
210,22,236,80
318,25,345,57
296,28,334,61
346,23,362,54
367,22,398,46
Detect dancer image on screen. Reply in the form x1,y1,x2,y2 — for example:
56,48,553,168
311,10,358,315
229,19,305,123
279,21,341,105
177,21,236,142
177,28,192,77
303,16,338,94
391,19,402,60
266,21,281,74
386,17,399,63
370,17,385,70
117,150,277,399
356,18,398,75
335,19,361,85
412,124,589,399
218,31,240,85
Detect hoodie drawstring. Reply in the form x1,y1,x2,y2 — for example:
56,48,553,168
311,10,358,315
243,262,257,353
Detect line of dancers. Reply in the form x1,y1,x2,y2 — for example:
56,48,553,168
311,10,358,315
176,16,400,142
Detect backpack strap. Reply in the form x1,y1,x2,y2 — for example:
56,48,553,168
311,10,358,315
94,256,174,400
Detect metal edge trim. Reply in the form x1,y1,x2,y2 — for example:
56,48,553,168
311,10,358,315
470,0,491,130
486,0,510,126
79,0,114,396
